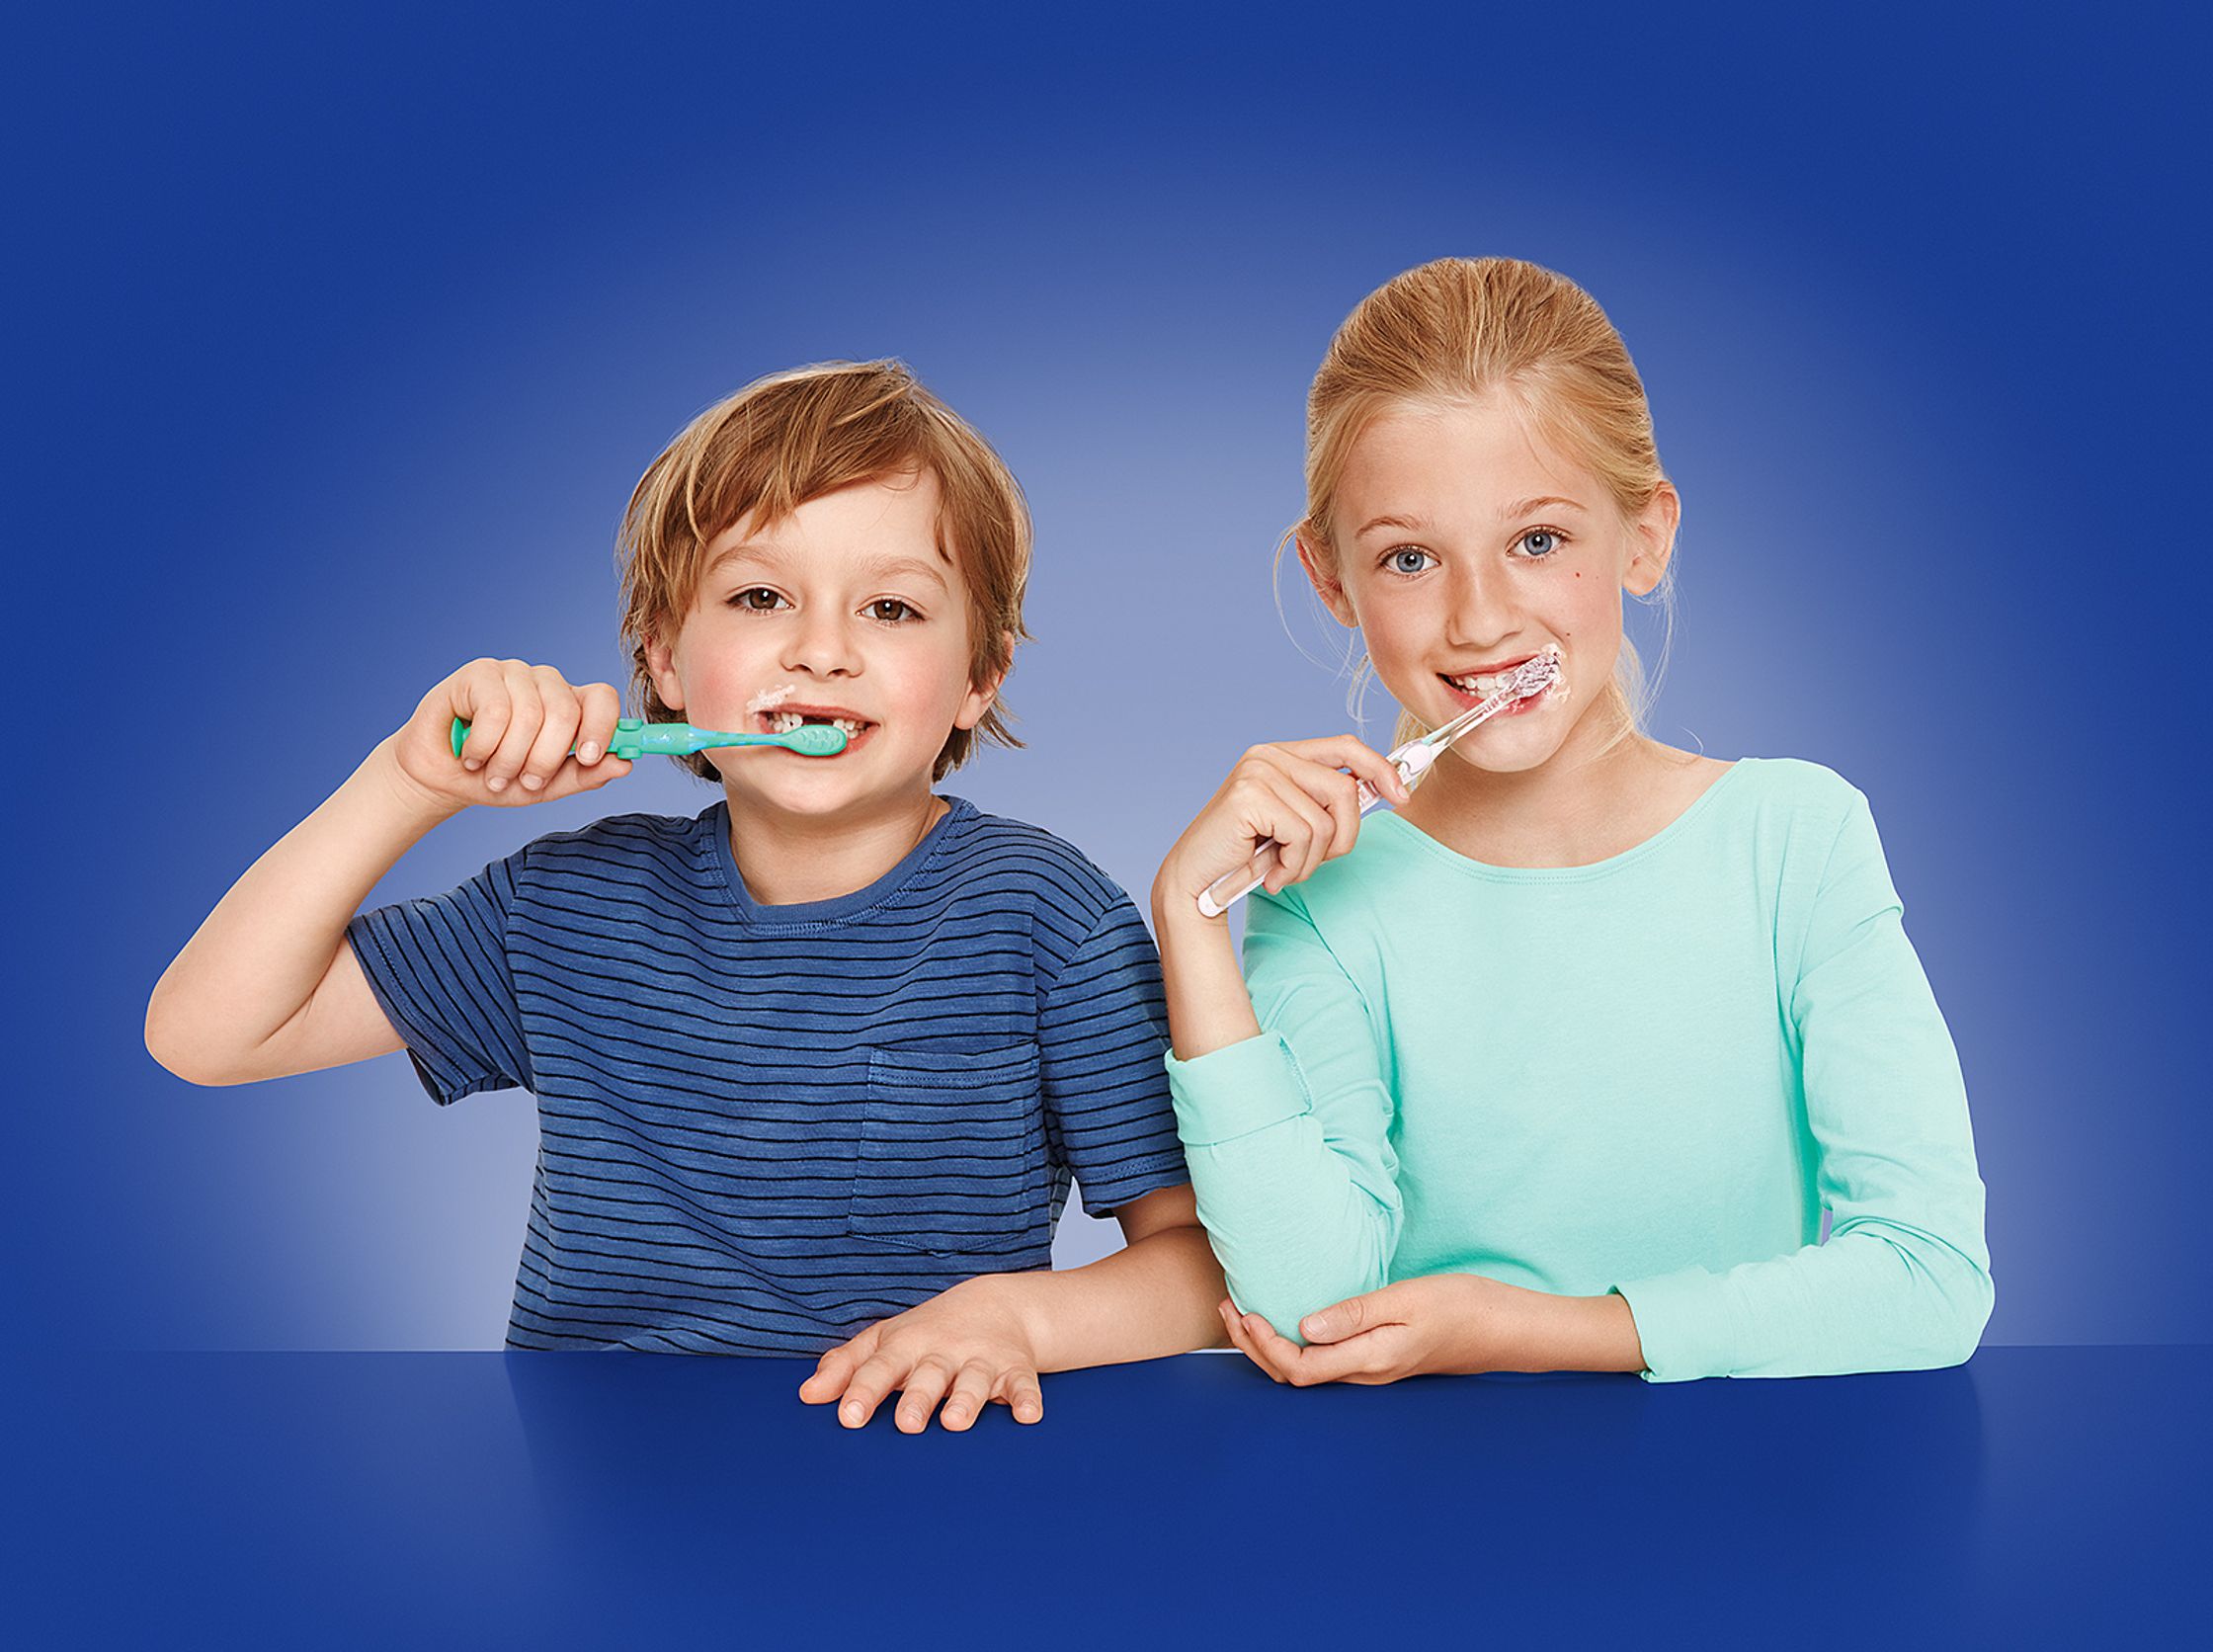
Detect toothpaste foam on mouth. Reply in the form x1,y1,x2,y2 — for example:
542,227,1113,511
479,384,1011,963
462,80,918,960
745,685,798,715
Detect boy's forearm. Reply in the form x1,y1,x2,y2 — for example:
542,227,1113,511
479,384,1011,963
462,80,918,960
146,738,458,1079
990,1224,1227,1373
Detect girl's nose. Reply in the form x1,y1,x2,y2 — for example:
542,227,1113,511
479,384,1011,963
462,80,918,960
1444,562,1517,648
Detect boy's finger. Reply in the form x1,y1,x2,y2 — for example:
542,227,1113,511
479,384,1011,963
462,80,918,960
836,1351,909,1429
939,1362,996,1432
997,1367,1044,1425
519,695,581,793
893,1358,956,1435
483,664,544,793
576,682,624,765
799,1337,865,1402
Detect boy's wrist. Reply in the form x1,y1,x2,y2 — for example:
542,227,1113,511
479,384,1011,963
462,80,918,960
364,735,469,832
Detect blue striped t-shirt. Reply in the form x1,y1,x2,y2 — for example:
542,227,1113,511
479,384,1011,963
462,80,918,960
344,796,1189,1354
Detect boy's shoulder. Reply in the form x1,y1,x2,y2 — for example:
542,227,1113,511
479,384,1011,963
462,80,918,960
934,798,1134,924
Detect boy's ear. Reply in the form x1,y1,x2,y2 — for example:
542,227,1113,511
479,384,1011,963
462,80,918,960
643,632,686,712
1297,537,1359,628
1622,483,1681,598
954,631,1016,730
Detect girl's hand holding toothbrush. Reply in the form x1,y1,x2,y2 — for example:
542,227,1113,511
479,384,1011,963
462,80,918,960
1153,736,1410,929
385,658,633,815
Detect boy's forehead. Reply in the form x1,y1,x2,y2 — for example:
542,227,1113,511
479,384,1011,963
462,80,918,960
699,479,965,588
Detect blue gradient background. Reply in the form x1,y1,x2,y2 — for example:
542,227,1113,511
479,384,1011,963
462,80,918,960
8,2,2203,1352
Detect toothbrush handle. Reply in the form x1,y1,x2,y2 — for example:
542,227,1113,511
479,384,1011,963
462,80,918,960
449,716,664,761
1193,773,1399,919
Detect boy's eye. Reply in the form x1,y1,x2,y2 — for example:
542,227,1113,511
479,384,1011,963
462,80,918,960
1383,546,1437,576
1515,529,1565,559
866,599,920,623
729,587,787,612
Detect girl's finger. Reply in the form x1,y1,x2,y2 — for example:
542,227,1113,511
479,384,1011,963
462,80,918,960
938,1361,998,1433
1220,1301,1284,1383
1258,772,1336,890
1269,735,1412,808
893,1357,957,1435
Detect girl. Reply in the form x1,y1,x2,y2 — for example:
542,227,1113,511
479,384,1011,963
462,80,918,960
1151,258,1993,1384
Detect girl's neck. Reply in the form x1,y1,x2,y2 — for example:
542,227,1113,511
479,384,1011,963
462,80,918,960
723,786,947,906
1400,702,1697,870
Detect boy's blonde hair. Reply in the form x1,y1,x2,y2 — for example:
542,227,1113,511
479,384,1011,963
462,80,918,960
617,360,1031,783
1288,257,1679,755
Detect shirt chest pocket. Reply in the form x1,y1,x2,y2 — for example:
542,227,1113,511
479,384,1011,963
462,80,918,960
849,1045,1050,1258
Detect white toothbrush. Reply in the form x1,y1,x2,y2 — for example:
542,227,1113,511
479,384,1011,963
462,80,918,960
1195,648,1564,917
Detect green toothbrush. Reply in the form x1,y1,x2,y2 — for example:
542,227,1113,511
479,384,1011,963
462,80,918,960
449,716,847,761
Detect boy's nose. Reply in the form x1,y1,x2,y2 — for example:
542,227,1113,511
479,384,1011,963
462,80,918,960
783,614,861,677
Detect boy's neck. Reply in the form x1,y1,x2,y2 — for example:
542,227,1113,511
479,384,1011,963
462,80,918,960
722,787,948,907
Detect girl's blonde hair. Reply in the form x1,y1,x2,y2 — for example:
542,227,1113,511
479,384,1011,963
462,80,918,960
618,360,1031,783
1288,257,1678,756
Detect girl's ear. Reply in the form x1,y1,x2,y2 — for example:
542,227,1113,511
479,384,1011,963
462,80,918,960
643,632,686,712
1622,484,1682,598
1296,537,1359,628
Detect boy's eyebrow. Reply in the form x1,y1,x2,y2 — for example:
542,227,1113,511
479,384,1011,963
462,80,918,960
704,540,950,590
1354,497,1589,539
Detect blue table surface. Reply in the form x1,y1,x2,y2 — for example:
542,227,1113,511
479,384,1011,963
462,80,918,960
6,1346,2201,1646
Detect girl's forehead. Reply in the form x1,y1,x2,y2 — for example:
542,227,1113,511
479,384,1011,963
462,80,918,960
1346,397,1595,512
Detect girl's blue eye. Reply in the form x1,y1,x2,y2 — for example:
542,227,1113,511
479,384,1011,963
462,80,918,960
729,587,786,612
1384,546,1437,576
1515,529,1564,559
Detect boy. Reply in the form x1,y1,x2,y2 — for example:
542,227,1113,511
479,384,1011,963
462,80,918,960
146,361,1223,1432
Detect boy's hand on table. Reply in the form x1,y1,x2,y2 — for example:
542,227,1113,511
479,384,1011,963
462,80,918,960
1218,1273,1644,1383
800,1277,1044,1433
385,657,632,814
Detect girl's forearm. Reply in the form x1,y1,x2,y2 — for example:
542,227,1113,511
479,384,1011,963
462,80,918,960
1151,904,1263,1060
146,737,459,1080
1480,1286,1648,1375
992,1225,1227,1372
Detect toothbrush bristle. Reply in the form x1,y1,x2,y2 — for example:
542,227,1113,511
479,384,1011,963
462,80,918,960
785,723,848,757
1510,652,1562,698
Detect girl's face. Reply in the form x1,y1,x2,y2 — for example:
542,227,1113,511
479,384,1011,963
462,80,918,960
1304,392,1677,777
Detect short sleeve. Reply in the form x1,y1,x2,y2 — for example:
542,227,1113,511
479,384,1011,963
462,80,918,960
1035,894,1188,1217
345,845,534,1106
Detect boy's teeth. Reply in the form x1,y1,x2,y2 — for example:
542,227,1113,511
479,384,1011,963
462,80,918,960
767,711,865,735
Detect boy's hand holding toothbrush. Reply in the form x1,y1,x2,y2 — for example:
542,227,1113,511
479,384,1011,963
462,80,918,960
384,658,634,816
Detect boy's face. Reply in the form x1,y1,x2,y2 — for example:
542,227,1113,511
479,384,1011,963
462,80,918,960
1306,391,1675,776
646,468,999,824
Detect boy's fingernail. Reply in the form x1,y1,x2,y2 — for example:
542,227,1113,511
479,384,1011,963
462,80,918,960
462,758,482,771
521,775,542,790
487,777,507,792
579,742,599,763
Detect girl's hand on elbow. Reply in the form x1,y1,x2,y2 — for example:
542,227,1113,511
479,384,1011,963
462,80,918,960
1153,736,1410,921
1218,1275,1504,1385
387,658,632,813
798,1277,1044,1434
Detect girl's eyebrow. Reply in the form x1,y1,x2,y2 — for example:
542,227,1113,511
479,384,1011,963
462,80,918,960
1355,497,1589,539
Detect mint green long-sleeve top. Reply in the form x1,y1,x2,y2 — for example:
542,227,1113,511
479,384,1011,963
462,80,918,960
1164,758,1994,1383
